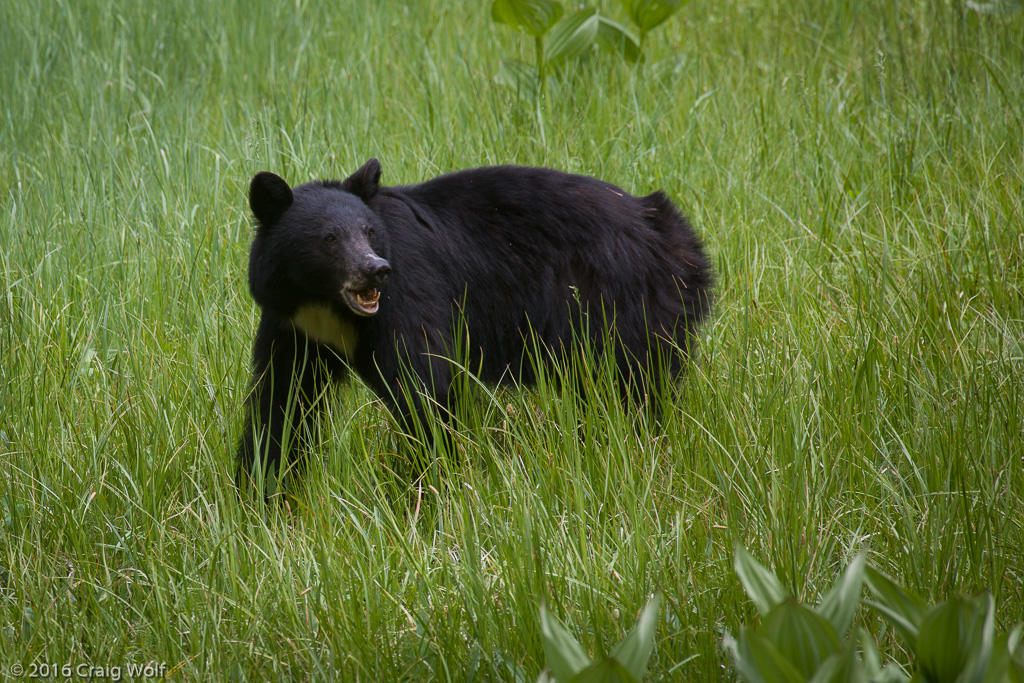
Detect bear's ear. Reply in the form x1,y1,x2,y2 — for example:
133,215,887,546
249,172,294,226
341,158,381,201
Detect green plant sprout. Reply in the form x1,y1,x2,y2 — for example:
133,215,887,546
537,593,663,683
491,0,689,98
725,544,1024,683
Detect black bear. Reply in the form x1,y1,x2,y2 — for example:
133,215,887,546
236,159,714,490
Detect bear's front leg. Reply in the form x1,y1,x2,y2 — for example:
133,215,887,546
236,314,340,498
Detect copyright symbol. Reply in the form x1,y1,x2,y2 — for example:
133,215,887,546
10,663,24,677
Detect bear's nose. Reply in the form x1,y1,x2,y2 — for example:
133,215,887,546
368,257,391,286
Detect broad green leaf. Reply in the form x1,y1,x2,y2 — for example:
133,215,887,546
863,566,928,652
863,599,921,656
595,16,640,63
873,666,911,683
762,600,840,680
734,544,790,616
806,649,867,683
1010,624,1024,652
857,627,883,678
805,653,846,683
724,629,768,683
966,0,1023,13
608,592,662,682
958,594,995,683
810,630,887,683
916,597,984,683
539,602,592,681
567,658,638,683
982,632,1014,683
547,8,599,64
1010,625,1024,683
743,628,807,683
619,0,688,35
815,551,866,637
492,0,564,37
496,59,539,101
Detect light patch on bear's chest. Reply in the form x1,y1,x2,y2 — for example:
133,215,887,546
291,304,358,357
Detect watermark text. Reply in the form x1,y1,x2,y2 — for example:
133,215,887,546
8,662,168,680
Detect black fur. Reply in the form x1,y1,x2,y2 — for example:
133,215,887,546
236,159,714,491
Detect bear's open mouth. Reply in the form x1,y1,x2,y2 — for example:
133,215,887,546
344,287,381,316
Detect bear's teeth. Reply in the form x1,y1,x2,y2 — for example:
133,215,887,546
356,289,379,305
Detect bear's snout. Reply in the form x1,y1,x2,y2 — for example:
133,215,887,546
338,256,391,317
365,257,391,287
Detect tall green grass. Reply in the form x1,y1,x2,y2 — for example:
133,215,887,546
1,0,1021,679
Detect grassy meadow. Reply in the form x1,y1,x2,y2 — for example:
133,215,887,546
1,0,1022,679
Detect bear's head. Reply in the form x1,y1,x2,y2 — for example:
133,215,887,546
247,159,392,319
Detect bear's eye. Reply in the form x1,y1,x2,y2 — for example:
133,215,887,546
324,233,336,244
367,228,375,239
